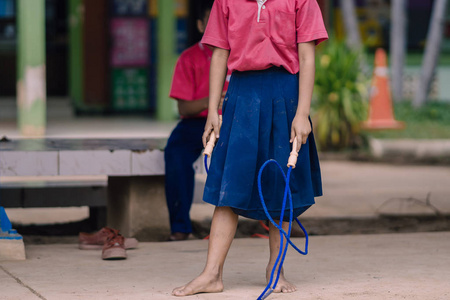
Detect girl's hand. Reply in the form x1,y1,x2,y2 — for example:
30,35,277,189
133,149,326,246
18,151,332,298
290,114,311,152
202,111,220,148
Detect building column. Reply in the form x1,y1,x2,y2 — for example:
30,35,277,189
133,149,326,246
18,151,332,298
156,0,177,121
17,0,46,137
68,0,84,111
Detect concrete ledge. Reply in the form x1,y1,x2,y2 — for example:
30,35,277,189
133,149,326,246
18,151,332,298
0,138,167,176
0,237,26,261
0,207,26,261
370,138,450,159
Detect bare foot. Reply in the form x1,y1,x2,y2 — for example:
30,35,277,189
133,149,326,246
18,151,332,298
266,266,297,293
172,273,224,297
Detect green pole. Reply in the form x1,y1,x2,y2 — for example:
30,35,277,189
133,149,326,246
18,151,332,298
156,0,177,121
68,0,84,112
17,0,46,137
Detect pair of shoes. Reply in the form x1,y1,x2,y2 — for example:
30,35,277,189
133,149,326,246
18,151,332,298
166,232,190,241
78,227,139,250
101,228,127,260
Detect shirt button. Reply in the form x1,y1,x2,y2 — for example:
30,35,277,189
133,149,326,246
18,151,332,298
262,5,266,9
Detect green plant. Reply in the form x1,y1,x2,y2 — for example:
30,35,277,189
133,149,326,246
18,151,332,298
312,39,369,150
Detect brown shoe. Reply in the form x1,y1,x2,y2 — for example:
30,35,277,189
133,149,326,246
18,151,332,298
102,229,127,260
79,227,138,250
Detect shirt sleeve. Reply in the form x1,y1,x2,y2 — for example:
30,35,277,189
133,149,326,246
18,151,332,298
201,0,230,50
169,53,196,101
296,0,329,45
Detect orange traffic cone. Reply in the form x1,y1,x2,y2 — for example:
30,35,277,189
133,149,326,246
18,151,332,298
363,48,404,130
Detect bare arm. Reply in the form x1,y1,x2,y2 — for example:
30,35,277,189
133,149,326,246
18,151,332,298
202,47,229,147
177,97,208,117
291,41,316,151
177,92,226,117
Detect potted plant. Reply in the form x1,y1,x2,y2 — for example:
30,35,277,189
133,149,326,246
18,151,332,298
312,38,369,151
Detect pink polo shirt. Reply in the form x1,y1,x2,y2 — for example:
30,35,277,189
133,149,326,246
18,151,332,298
170,42,231,118
201,0,328,74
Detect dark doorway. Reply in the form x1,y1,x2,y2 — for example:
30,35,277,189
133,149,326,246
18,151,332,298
0,0,69,98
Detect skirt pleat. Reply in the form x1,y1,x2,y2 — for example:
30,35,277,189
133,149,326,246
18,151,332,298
203,67,322,221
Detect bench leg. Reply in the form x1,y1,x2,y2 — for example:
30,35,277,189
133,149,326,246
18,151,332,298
107,176,170,241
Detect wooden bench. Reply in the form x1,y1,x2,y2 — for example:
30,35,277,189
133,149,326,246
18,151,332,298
0,138,173,240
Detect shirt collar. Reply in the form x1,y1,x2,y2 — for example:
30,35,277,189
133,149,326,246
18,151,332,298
256,0,268,22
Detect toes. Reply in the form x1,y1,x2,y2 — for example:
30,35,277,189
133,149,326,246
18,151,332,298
273,282,296,294
172,289,180,296
281,285,296,293
172,286,186,296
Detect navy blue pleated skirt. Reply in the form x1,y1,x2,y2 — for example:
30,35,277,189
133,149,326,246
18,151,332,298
203,67,322,221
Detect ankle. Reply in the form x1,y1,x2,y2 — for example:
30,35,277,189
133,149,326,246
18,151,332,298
266,265,283,275
201,268,222,281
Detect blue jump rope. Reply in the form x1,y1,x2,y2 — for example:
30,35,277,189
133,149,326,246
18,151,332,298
204,127,309,300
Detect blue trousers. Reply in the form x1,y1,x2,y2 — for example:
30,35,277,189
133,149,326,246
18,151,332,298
164,118,206,234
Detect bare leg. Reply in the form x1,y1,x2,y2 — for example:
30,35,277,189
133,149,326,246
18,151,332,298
172,206,238,296
266,221,297,293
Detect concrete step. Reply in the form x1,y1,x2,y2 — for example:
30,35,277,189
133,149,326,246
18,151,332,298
0,207,26,261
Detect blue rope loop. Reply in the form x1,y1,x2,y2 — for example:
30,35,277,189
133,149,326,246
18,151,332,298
258,288,274,300
204,155,309,300
256,159,309,300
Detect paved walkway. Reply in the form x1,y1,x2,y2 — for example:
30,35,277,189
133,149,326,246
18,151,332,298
192,160,450,222
1,232,449,300
306,160,450,218
2,112,450,299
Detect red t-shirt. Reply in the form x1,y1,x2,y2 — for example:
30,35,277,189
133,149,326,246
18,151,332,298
169,42,230,118
201,0,328,74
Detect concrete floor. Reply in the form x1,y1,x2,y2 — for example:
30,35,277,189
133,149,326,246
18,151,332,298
2,102,450,299
1,232,449,300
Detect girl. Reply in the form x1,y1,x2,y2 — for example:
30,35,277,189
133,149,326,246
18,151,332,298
173,0,328,296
